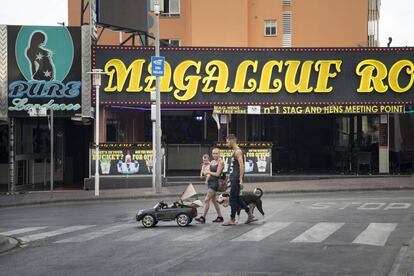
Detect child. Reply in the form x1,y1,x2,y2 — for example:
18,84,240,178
200,154,211,182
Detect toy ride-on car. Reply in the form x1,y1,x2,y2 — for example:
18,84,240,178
136,184,203,228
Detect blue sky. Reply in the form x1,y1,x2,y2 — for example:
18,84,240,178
0,0,413,47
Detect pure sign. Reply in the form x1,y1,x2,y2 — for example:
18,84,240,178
7,25,82,117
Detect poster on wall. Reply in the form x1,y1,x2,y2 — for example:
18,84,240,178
7,25,82,117
90,143,157,176
216,142,272,175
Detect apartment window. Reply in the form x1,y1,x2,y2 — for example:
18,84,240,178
169,39,180,47
160,39,181,47
264,20,277,37
162,0,180,16
282,0,292,5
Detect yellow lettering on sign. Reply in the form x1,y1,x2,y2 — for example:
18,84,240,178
284,60,314,93
314,60,342,93
173,60,202,101
231,60,258,93
104,59,145,92
356,59,388,93
257,60,283,93
201,60,230,93
388,60,414,93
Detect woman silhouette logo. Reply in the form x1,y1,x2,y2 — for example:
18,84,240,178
25,31,56,81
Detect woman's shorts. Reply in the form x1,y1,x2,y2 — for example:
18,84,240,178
207,187,218,193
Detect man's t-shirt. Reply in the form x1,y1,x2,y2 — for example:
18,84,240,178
229,149,242,181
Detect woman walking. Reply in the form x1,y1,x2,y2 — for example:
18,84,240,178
195,148,224,223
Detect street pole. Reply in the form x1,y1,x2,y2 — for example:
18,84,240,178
154,1,162,193
94,71,101,196
95,78,100,196
88,69,107,196
50,109,54,192
8,118,15,194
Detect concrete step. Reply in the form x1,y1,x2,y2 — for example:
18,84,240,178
165,181,205,187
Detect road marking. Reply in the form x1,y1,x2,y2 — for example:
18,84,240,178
384,203,412,210
19,225,95,243
173,226,227,242
55,223,132,243
308,202,337,209
308,202,412,211
352,223,397,246
231,222,291,242
357,203,387,210
116,229,168,242
291,222,345,243
0,226,48,236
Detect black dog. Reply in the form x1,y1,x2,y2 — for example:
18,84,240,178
217,188,264,220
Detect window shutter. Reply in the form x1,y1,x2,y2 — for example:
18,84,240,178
282,12,292,47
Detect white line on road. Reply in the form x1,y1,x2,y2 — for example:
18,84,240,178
231,222,291,242
19,225,95,243
117,229,168,242
291,222,345,243
352,223,397,246
55,223,133,243
0,226,48,236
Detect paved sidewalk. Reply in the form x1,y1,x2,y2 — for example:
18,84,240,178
0,176,414,208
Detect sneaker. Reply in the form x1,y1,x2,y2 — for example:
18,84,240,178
222,219,237,226
195,216,206,224
245,213,255,224
212,216,224,223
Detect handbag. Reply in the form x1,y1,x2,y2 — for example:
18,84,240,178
217,173,228,192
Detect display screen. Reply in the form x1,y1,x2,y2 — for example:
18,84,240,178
96,0,148,32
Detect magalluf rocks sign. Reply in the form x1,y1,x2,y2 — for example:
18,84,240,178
7,26,81,116
93,46,414,106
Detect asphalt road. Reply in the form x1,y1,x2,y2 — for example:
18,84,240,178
0,190,414,276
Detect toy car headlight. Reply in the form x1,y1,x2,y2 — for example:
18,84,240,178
137,209,143,215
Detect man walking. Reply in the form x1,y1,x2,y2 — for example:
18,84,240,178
223,134,255,226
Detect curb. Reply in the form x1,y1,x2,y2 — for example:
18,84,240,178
389,237,414,276
0,235,19,254
1,186,414,208
0,193,180,208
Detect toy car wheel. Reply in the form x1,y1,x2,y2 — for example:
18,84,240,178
176,213,190,227
142,214,156,228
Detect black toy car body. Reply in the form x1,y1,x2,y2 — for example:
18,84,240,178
136,200,198,227
136,184,202,228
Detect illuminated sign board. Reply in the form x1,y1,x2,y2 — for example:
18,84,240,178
93,46,414,107
8,26,81,116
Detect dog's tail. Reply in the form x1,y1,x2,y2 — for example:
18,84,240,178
253,188,263,198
